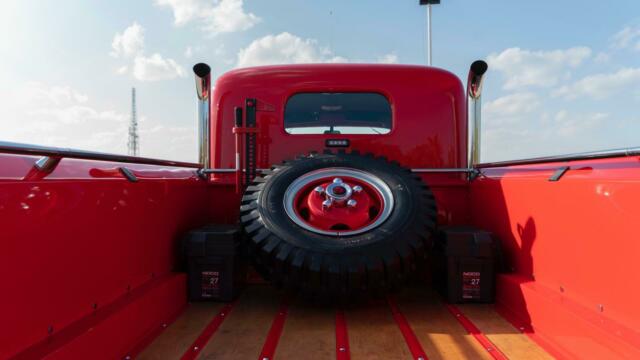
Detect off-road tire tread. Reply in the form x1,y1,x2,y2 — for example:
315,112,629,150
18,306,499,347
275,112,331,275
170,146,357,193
240,150,437,298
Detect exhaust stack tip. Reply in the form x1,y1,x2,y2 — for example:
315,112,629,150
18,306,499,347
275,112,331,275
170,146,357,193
193,63,211,101
193,63,211,78
470,60,488,76
467,60,488,99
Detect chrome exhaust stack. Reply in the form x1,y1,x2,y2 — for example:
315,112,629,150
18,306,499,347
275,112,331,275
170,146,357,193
193,63,211,169
467,60,488,170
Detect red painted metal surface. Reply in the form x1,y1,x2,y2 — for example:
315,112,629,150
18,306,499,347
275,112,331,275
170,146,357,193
335,310,350,360
471,156,640,359
444,303,508,360
295,175,383,232
210,64,470,227
10,274,185,359
258,298,289,360
387,296,428,360
211,64,467,172
9,274,186,360
0,153,236,359
180,302,235,360
493,275,576,360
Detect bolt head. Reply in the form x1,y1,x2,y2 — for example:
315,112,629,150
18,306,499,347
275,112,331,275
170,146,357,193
333,177,343,184
347,199,357,207
322,199,332,208
353,185,363,193
314,186,324,194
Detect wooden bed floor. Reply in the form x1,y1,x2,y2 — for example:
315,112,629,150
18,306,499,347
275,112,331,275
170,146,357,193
139,285,551,360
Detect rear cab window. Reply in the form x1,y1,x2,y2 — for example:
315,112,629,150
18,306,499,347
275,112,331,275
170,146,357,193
284,93,391,135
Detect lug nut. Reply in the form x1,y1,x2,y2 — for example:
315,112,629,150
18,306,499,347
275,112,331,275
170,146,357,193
353,185,363,193
314,186,325,194
322,199,332,208
347,199,357,207
333,178,343,184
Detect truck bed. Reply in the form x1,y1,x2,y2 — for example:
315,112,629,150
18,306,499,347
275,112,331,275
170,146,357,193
139,285,551,360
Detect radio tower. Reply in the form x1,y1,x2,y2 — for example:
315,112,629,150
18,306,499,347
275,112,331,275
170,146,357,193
128,87,139,156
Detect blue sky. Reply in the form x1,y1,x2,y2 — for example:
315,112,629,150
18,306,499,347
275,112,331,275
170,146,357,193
1,0,639,162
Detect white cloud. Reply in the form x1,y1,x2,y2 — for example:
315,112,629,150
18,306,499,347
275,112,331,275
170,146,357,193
0,82,128,153
553,67,640,100
1,82,200,161
132,54,186,81
483,127,533,158
23,83,89,106
482,109,612,162
236,32,347,68
204,0,260,34
553,110,608,136
155,0,202,25
155,0,260,35
184,46,193,58
594,52,610,63
377,53,399,64
487,46,592,89
611,25,640,51
139,124,197,162
484,92,540,120
110,22,144,58
110,22,186,82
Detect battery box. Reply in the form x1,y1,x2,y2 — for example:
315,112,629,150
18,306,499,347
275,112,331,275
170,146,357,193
184,225,246,302
433,227,498,303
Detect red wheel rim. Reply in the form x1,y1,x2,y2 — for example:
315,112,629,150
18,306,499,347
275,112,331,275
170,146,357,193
284,168,394,236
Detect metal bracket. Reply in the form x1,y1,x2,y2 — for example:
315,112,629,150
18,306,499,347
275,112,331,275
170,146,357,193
34,156,61,173
119,167,138,182
195,168,207,180
549,166,570,182
468,168,481,181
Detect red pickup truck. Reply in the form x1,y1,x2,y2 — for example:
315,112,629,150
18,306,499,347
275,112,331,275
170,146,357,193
1,60,638,359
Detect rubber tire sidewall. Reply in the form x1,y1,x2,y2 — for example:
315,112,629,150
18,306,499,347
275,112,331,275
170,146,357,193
258,154,424,255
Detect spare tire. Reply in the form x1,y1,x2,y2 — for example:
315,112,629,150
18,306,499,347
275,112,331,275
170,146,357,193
240,151,437,297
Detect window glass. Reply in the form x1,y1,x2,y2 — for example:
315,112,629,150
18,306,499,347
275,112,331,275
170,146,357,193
284,93,391,135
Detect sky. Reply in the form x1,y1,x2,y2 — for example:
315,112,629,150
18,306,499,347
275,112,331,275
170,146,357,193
0,0,639,163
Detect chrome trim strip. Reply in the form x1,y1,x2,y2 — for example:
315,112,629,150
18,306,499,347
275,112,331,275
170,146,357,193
201,168,270,174
202,167,474,174
476,147,640,168
0,141,200,168
411,168,475,173
202,168,237,173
